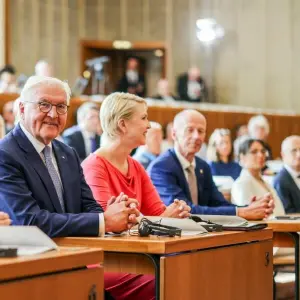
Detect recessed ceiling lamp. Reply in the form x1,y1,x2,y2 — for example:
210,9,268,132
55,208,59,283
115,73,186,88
196,18,224,44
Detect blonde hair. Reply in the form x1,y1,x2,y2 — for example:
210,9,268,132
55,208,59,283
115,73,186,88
100,92,146,142
0,115,5,139
207,128,232,162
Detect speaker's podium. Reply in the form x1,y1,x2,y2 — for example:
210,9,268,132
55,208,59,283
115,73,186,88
56,229,273,300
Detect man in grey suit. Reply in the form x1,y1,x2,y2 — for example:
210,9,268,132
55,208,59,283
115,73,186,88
274,136,300,213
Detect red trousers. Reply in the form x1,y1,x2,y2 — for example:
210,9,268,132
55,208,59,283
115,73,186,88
105,272,155,300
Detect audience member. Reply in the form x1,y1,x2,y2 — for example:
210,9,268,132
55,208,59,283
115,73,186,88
233,123,248,157
274,136,300,213
133,121,163,169
35,60,53,77
0,65,18,93
177,67,208,102
207,128,241,180
0,76,157,300
2,101,15,133
0,211,11,225
82,92,191,219
152,79,178,102
148,109,274,219
63,102,101,161
116,57,146,97
231,138,284,216
161,122,174,153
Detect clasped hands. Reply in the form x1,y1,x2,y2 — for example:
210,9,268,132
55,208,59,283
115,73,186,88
103,193,191,233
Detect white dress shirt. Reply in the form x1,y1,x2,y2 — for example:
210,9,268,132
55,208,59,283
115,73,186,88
284,164,300,191
20,124,105,236
187,80,201,100
174,146,196,182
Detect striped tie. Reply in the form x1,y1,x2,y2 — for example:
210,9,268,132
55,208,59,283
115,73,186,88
186,165,198,205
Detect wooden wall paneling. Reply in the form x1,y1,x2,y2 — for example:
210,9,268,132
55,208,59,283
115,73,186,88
103,0,121,40
46,1,54,72
97,0,105,40
84,0,98,40
236,0,267,108
265,0,292,111
149,0,166,41
53,0,63,79
126,0,143,41
61,0,69,80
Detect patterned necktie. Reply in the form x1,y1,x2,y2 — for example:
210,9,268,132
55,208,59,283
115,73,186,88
90,136,98,153
186,165,198,205
43,146,65,212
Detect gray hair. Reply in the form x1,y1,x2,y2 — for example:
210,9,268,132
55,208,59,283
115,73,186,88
20,75,71,105
248,115,270,136
173,109,206,131
77,102,100,125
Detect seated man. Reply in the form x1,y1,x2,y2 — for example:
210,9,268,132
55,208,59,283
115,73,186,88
2,101,15,133
133,121,163,169
274,135,300,213
63,102,101,161
148,109,274,219
0,76,154,300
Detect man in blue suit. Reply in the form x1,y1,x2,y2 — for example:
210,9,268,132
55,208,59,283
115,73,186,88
63,102,101,161
274,135,300,213
148,109,274,219
0,76,154,300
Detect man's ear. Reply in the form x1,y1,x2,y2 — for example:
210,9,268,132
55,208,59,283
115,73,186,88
19,101,25,118
171,127,177,142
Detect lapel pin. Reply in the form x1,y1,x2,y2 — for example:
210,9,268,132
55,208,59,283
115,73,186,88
62,156,65,159
200,169,203,174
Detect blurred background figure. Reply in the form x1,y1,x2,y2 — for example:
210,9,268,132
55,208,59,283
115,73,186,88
0,65,18,93
274,136,300,213
207,128,241,180
35,60,53,77
152,79,178,102
161,122,174,153
233,123,249,159
116,57,146,97
2,101,15,133
231,138,284,216
177,66,208,102
133,121,163,169
63,102,101,161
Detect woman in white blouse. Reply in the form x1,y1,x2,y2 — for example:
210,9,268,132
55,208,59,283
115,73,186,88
232,138,285,216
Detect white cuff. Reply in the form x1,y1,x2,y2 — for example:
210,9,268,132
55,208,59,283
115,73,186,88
98,213,105,237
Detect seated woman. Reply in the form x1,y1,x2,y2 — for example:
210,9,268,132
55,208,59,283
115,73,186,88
231,138,284,216
82,92,191,300
207,128,241,180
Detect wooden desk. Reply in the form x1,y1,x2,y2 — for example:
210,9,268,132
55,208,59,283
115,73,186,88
0,247,104,300
55,230,273,300
263,220,300,299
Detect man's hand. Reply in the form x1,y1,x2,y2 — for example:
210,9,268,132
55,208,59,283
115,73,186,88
104,201,140,232
0,212,11,226
161,199,191,218
237,193,274,220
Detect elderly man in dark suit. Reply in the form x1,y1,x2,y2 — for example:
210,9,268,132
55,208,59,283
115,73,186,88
148,109,274,219
0,76,155,299
63,102,101,161
274,136,300,213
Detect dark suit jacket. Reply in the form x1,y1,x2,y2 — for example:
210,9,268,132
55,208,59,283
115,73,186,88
116,74,146,97
176,73,208,102
0,124,103,237
274,167,300,213
147,149,236,215
63,125,101,161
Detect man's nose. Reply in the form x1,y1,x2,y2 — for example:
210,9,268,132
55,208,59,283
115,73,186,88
47,106,58,118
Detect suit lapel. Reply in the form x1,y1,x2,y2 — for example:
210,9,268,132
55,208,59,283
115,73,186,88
195,160,204,199
13,125,63,213
283,168,300,201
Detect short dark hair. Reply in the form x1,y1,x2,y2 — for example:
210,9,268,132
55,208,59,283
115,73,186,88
0,65,16,76
238,138,267,158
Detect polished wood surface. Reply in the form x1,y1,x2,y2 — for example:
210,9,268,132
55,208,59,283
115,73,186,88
160,240,273,300
0,247,103,281
1,93,299,157
55,229,273,254
264,220,300,232
0,247,104,300
273,254,295,266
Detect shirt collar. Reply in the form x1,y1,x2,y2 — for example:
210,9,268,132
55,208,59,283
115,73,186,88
174,145,196,170
284,164,300,179
20,123,52,154
79,124,96,139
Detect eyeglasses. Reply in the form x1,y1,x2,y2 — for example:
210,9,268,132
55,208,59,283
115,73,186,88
23,100,69,115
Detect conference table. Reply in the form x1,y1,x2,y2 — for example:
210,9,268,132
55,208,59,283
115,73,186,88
263,219,300,299
55,229,273,300
0,247,104,300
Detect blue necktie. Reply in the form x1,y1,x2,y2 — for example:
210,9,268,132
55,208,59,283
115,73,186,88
43,146,65,212
90,137,98,153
